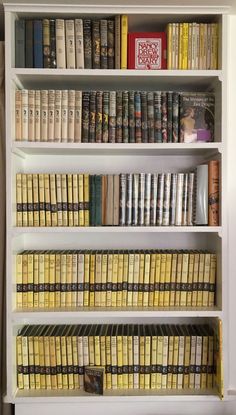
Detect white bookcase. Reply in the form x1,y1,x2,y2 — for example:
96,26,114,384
3,3,234,415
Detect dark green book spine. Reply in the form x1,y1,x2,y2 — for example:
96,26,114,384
107,20,115,69
116,91,123,143
161,92,168,143
102,91,109,143
92,20,100,69
172,92,179,143
15,20,25,68
89,91,96,143
147,92,154,143
95,175,102,226
122,91,129,143
167,92,173,143
141,91,148,143
128,91,135,143
100,20,108,69
109,91,116,143
49,20,57,68
89,175,96,226
154,92,162,143
83,19,92,69
25,20,33,68
96,91,103,143
135,91,142,143
82,91,90,143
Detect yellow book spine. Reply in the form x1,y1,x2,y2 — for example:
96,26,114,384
150,334,157,389
16,335,24,389
77,253,83,307
128,332,133,389
72,174,79,226
209,254,217,307
211,23,218,70
44,174,51,227
78,174,84,226
44,253,50,308
172,335,179,389
167,23,172,69
100,335,106,390
66,335,74,389
170,253,177,307
192,253,199,307
164,253,172,307
61,335,68,389
66,253,72,307
33,253,39,308
16,173,22,226
180,253,189,307
22,174,28,227
139,334,145,389
153,253,161,307
50,174,58,227
89,254,95,307
122,253,128,307
49,253,56,308
111,253,118,307
121,15,128,69
199,23,205,69
122,333,128,389
39,335,46,389
117,334,123,389
49,335,58,390
28,335,35,389
202,253,211,307
178,23,183,69
156,335,163,389
55,335,63,389
27,174,34,226
101,253,108,307
143,253,150,307
22,253,28,308
33,335,40,389
61,174,68,226
16,254,23,309
60,253,67,307
144,334,151,389
117,254,123,307
84,253,90,306
32,174,39,226
72,335,79,389
127,253,134,307
94,335,101,366
111,334,118,389
22,335,29,389
39,173,46,227
38,253,45,308
67,174,73,227
105,334,112,389
56,174,63,226
177,334,184,389
138,253,144,307
148,253,156,307
186,253,194,307
84,174,90,226
167,336,174,389
44,335,52,389
182,23,189,70
55,253,61,308
201,335,208,389
72,252,78,307
183,335,191,389
197,253,205,307
175,253,182,307
133,333,139,389
95,253,102,307
159,254,166,307
27,253,34,308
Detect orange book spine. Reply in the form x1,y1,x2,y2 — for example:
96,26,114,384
208,160,219,226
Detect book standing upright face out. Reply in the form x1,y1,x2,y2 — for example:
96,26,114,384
128,32,167,70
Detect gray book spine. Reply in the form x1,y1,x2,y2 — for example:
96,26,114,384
119,173,126,226
194,165,208,225
182,173,188,226
150,173,158,226
102,91,109,143
187,172,195,226
126,174,133,226
163,173,171,226
138,173,145,226
132,174,139,226
156,173,164,226
144,173,151,225
175,173,184,226
147,92,155,143
108,91,116,143
154,91,162,143
95,91,103,143
122,91,129,143
170,173,177,226
116,91,123,143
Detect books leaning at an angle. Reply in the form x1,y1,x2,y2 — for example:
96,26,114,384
194,164,208,225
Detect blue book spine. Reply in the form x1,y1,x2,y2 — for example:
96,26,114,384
15,20,25,67
33,20,43,68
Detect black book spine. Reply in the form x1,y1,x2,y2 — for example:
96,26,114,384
25,20,33,68
129,91,135,143
141,91,148,143
92,20,101,69
161,92,168,143
147,92,155,143
167,91,173,142
100,19,108,69
89,91,96,143
15,20,25,68
82,91,90,143
107,19,115,69
122,91,129,143
116,91,123,143
83,19,92,69
49,19,57,68
95,91,103,143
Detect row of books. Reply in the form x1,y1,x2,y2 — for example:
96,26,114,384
16,166,219,228
15,16,128,69
16,250,216,310
167,23,218,70
15,89,215,144
16,323,216,391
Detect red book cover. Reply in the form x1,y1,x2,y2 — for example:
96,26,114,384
128,32,167,70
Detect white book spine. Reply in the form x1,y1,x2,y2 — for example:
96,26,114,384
132,173,139,226
15,90,22,141
156,173,164,226
41,90,48,142
170,173,177,226
35,90,41,142
65,20,76,69
144,173,151,226
182,173,188,226
75,90,82,143
126,173,133,226
48,90,55,142
175,173,184,226
28,90,35,142
195,165,208,225
61,90,68,142
54,90,62,142
150,173,157,226
68,90,75,142
21,89,28,141
56,19,66,69
163,173,171,226
75,19,84,69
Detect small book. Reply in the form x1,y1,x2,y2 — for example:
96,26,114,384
128,32,167,69
84,366,104,395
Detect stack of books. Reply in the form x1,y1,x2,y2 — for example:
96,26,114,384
16,250,216,309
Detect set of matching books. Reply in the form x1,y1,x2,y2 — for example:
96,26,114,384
16,250,216,310
15,16,128,69
16,165,219,228
15,89,215,143
167,23,218,69
16,323,216,391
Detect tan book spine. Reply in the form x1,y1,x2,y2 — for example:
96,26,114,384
162,334,168,389
48,89,55,142
186,253,194,307
56,19,66,69
39,174,46,227
188,23,192,69
143,253,151,307
199,23,205,69
39,333,46,389
177,332,184,389
197,253,205,307
27,174,34,227
22,174,28,227
172,333,179,389
209,253,217,306
139,331,145,389
27,253,34,308
122,253,128,307
72,174,79,226
127,252,134,307
138,253,145,307
208,160,219,226
94,334,101,366
68,90,75,143
180,253,189,307
61,90,68,143
67,174,73,226
16,254,23,308
65,20,76,69
164,253,172,307
49,253,56,308
22,253,28,308
156,334,163,389
195,333,202,389
128,329,134,388
44,174,51,227
21,89,28,141
211,23,218,69
61,174,68,226
201,333,208,389
189,334,196,389
61,334,68,389
183,333,191,389
84,174,90,227
192,253,200,307
203,253,211,307
44,253,50,308
167,334,174,389
56,174,63,227
72,334,79,389
89,253,95,306
32,174,39,227
78,174,85,226
112,253,119,307
105,331,112,389
167,23,172,69
111,332,118,389
102,175,107,225
101,253,108,307
72,252,78,307
33,333,40,389
16,335,24,389
66,253,72,307
50,174,57,227
33,253,39,308
151,331,157,389
144,332,151,389
75,90,82,142
175,253,182,307
203,24,208,69
66,335,74,389
38,253,45,308
117,331,123,389
79,332,85,388
55,333,63,389
41,90,48,142
16,173,22,226
159,253,166,307
60,253,67,307
54,90,62,142
170,253,177,307
132,253,139,307
55,253,61,308
148,253,156,307
15,90,22,141
75,19,84,69
28,90,35,141
22,334,29,389
77,252,84,307
49,334,57,390
178,23,183,69
35,90,41,142
122,330,128,389
84,253,90,306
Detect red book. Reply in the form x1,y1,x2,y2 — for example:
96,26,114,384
128,32,167,70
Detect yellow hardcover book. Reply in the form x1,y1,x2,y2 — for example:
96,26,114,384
164,253,172,307
159,253,166,307
172,328,179,389
111,327,118,389
49,253,56,308
38,328,46,389
22,252,28,308
211,23,218,70
66,329,74,389
128,325,134,389
101,252,108,307
66,252,73,307
100,326,107,390
180,253,189,307
127,252,134,307
201,328,208,389
209,254,217,307
71,327,79,389
55,327,63,389
78,174,84,226
89,253,95,307
183,326,191,389
72,174,79,226
170,253,177,307
148,253,156,307
187,23,193,69
156,328,163,389
167,23,172,69
138,252,145,307
195,328,202,389
175,253,182,307
50,174,58,227
44,252,50,308
161,326,168,389
143,253,151,307
33,326,41,389
16,333,24,389
56,174,63,226
199,23,205,69
61,174,68,226
186,253,194,307
122,252,129,307
72,251,78,307
177,327,184,389
44,174,51,227
150,326,157,389
22,328,30,389
27,252,34,308
39,174,46,227
95,252,102,307
60,252,67,308
16,173,22,226
144,326,151,389
117,325,123,389
61,326,69,389
38,252,45,308
49,327,58,390
16,254,23,309
171,23,176,70
22,174,28,227
88,325,95,366
133,325,139,389
55,253,61,308
105,325,112,389
84,174,90,226
117,253,123,307
203,253,211,307
139,326,145,389
27,174,34,226
122,325,128,389
15,90,22,141
27,333,35,391
94,326,101,366
207,329,214,389
77,251,84,307
67,174,73,227
132,253,139,307
178,23,183,69
32,174,39,227
84,252,90,307
153,252,161,307
182,23,189,69
121,15,128,69
44,327,52,390
197,253,205,307
189,328,196,389
78,326,85,389
167,328,174,389
192,253,200,307
111,252,119,307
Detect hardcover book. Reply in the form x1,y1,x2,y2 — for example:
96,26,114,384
128,32,167,70
84,366,104,394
